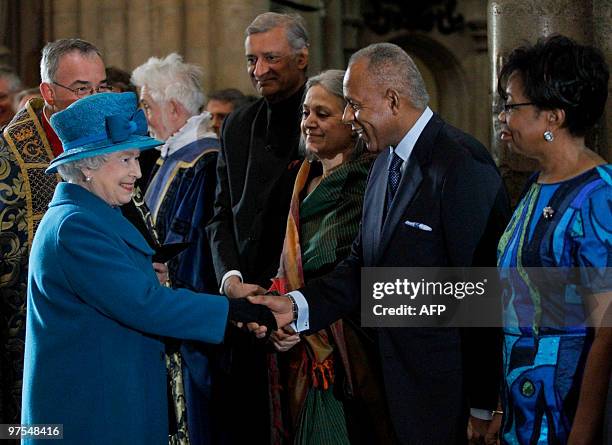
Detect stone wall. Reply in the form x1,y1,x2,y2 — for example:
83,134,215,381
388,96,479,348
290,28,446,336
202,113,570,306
488,0,611,203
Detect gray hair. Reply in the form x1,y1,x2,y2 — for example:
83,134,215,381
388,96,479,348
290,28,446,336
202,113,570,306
0,66,22,92
306,69,346,107
56,154,109,183
40,38,102,83
246,12,309,52
349,43,429,109
300,69,357,160
131,53,205,116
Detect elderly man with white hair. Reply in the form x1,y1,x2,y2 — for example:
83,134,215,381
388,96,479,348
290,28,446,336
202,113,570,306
131,53,221,445
132,52,218,293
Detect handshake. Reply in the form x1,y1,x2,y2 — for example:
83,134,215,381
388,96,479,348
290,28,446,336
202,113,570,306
225,278,298,344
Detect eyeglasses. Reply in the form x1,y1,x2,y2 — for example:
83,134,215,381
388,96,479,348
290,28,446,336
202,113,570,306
52,81,112,98
502,102,535,113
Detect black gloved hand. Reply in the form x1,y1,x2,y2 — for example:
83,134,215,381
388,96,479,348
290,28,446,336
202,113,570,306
227,298,278,339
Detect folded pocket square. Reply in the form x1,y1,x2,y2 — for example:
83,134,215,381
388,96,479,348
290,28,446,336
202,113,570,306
404,220,432,231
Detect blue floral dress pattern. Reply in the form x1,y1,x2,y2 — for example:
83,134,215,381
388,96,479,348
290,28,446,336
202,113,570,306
497,165,612,444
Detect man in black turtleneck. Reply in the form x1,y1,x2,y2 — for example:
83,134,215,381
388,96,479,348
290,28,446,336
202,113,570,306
205,12,309,444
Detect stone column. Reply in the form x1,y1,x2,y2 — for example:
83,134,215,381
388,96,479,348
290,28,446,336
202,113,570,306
300,1,323,76
153,0,184,57
461,0,490,149
0,0,10,66
488,0,608,204
209,0,268,94
322,0,345,69
602,6,612,432
8,0,46,86
44,0,331,96
79,1,101,49
43,0,53,43
185,0,213,92
592,0,611,162
100,0,128,68
126,0,153,68
51,0,80,39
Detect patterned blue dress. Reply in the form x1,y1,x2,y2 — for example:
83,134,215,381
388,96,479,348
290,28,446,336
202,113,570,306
497,165,612,444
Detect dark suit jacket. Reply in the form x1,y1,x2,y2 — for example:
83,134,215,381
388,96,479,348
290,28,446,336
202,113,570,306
301,114,510,445
206,86,305,287
205,86,305,444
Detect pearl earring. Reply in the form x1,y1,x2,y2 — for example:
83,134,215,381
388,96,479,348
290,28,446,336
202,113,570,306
85,176,92,182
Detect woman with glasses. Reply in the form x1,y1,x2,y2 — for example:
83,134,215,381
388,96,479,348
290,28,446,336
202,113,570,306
497,35,611,444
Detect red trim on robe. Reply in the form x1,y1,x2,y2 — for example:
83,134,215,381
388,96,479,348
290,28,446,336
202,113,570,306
41,108,63,158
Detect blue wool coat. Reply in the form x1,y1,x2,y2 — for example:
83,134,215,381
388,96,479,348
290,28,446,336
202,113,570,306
22,182,229,444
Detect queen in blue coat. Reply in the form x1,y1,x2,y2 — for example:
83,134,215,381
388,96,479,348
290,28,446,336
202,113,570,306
21,93,276,444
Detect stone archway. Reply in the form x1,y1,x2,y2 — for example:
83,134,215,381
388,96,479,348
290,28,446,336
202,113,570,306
391,34,471,137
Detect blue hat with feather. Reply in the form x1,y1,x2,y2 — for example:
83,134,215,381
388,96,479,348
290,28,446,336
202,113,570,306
46,92,162,173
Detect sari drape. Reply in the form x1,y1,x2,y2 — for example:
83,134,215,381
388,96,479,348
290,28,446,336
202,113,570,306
268,155,394,445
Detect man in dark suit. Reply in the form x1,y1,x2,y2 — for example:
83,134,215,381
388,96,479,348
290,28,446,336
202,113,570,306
205,12,309,444
206,11,308,301
250,43,510,444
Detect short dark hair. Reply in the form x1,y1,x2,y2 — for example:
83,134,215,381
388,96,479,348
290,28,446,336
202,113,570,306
207,88,247,108
498,35,609,137
105,66,136,93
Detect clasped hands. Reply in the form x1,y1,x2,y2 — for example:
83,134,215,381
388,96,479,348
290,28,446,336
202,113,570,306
153,262,169,285
224,276,296,344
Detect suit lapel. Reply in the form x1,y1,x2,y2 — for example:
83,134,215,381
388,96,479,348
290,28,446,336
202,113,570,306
377,157,423,261
376,114,442,262
362,155,387,265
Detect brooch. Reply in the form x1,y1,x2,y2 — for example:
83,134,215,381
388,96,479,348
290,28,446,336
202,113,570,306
542,206,555,219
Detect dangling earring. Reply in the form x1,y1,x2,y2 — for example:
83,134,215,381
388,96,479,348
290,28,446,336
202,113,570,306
543,130,554,142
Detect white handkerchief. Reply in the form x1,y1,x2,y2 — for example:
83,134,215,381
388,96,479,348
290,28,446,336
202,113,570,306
404,220,432,231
